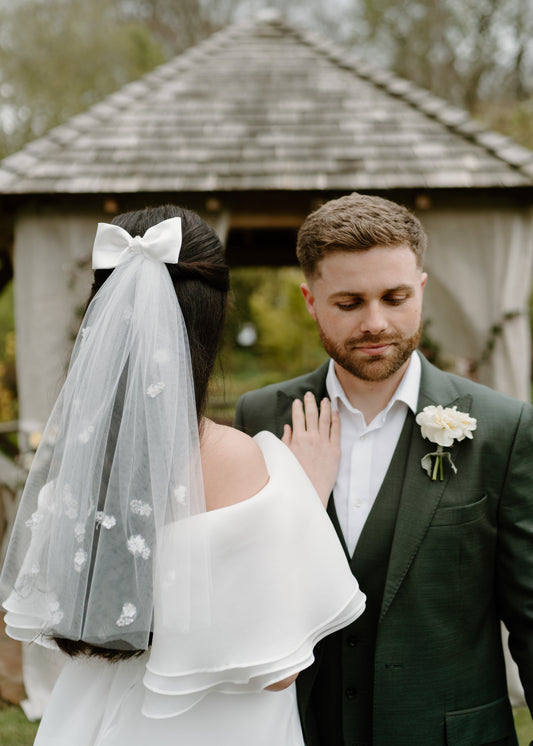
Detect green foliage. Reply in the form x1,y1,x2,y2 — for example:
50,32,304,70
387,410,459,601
225,267,326,378
210,267,326,421
0,281,16,423
248,267,326,374
0,705,39,746
346,0,533,112
0,0,166,156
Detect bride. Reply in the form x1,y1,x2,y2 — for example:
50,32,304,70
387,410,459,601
0,205,365,745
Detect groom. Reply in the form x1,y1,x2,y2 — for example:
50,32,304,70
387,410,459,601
234,193,533,746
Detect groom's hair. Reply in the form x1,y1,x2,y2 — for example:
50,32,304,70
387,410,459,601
296,192,427,278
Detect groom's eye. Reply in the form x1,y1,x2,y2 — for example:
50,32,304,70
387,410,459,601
383,291,412,305
336,298,362,310
382,285,413,305
384,296,406,305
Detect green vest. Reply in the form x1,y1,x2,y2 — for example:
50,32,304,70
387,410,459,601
300,413,414,746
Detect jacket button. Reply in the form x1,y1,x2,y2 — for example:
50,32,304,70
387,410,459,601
345,687,357,700
347,635,358,647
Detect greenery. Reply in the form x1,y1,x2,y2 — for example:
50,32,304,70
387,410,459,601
208,266,327,423
226,267,326,374
515,707,533,744
0,0,167,157
0,704,531,744
0,281,16,425
0,705,39,746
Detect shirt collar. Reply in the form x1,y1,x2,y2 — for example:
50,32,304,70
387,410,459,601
326,350,421,418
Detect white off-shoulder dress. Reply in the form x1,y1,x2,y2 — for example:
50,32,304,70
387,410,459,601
19,432,366,746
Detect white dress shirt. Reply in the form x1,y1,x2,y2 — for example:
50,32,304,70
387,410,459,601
326,352,421,556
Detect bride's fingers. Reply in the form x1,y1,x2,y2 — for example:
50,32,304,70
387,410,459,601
303,391,319,432
291,398,305,434
330,407,340,447
281,423,292,445
318,397,332,438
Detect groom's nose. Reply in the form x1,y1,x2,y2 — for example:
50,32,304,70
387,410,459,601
358,301,388,335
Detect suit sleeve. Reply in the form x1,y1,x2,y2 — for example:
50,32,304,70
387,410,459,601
496,401,533,713
233,392,252,434
233,389,280,438
233,392,253,434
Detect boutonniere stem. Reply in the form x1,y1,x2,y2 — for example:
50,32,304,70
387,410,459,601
416,405,476,481
421,444,458,481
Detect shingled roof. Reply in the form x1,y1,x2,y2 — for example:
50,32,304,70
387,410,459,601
1,13,532,194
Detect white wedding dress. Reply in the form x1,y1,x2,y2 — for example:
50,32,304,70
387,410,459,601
12,432,365,746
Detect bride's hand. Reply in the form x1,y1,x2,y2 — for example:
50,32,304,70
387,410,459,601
281,392,340,507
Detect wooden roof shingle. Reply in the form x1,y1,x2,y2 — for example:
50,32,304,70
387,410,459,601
0,13,532,194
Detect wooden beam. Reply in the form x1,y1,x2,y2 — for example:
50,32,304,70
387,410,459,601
229,212,305,229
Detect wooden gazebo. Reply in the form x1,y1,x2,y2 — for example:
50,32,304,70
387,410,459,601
0,13,531,444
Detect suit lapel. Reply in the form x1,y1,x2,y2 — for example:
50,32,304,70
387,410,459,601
327,496,350,560
380,355,473,621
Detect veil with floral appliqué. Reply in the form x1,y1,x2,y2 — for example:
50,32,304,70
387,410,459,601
0,217,211,652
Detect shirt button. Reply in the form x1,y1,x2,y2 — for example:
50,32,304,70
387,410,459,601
345,687,357,700
347,635,359,648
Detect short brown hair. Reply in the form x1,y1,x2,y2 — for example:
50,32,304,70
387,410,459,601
296,193,427,277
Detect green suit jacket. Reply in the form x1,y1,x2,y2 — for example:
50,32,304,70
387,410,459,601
234,354,533,746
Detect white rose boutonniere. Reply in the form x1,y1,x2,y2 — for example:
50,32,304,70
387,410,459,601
415,405,477,480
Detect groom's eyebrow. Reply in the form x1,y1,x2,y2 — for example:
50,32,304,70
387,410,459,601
383,284,415,295
329,284,414,299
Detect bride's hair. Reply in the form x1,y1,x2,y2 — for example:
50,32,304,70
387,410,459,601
53,204,229,660
90,204,229,422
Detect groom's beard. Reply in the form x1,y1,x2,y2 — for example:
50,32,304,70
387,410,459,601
317,322,422,382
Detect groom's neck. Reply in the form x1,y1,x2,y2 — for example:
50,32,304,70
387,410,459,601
334,359,410,425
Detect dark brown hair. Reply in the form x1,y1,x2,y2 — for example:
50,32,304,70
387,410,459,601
54,204,229,660
90,204,229,420
296,192,427,278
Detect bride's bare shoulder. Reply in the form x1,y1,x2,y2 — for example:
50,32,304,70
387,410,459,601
201,421,269,511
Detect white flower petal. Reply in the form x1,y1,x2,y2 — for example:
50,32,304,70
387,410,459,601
73,549,88,573
130,500,152,517
127,534,151,560
416,405,476,446
146,382,165,398
116,602,137,627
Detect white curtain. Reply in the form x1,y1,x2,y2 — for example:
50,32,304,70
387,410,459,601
422,207,533,401
14,210,99,443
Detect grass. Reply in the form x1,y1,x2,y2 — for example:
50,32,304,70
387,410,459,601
0,704,531,744
515,707,533,745
0,705,39,745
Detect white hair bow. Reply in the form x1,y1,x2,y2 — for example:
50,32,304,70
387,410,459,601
92,217,182,269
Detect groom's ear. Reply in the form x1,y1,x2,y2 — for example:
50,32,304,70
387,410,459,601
300,283,317,321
